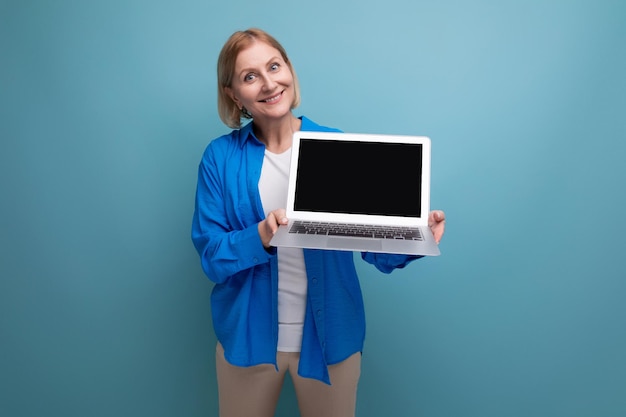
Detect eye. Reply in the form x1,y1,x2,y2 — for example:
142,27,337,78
244,72,256,82
269,62,280,71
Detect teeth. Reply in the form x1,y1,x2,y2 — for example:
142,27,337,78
264,93,281,102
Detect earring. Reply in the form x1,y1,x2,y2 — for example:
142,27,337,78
241,106,253,119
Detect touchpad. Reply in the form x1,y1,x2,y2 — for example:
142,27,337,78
327,238,382,252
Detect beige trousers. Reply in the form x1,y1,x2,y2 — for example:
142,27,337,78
216,343,361,417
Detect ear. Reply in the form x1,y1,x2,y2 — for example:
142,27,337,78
224,87,241,109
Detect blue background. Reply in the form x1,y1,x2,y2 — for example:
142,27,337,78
1,1,625,416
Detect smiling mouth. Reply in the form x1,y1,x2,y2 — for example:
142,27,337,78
260,91,284,103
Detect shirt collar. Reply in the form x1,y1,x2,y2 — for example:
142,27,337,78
238,116,312,148
238,121,259,149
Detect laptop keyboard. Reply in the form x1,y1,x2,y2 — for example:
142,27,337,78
289,221,423,240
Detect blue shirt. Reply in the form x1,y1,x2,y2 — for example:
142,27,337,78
192,116,420,384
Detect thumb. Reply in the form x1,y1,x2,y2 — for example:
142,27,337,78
274,209,288,224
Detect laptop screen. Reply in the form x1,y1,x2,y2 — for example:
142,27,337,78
293,138,423,217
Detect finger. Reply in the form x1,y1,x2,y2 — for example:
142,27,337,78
428,211,439,226
431,210,445,223
269,213,281,234
432,229,442,244
274,209,288,225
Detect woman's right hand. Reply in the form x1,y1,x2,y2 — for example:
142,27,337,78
258,208,288,248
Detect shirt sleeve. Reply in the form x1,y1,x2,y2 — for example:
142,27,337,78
360,252,423,274
191,143,273,284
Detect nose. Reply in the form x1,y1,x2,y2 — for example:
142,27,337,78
261,73,277,91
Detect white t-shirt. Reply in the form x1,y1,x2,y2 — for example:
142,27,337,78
258,148,307,352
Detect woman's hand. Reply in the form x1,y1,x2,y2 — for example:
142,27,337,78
258,208,288,248
428,210,446,244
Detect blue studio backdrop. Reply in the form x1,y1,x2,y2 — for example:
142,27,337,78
1,1,625,416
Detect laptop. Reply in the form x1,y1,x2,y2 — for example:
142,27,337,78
269,130,441,256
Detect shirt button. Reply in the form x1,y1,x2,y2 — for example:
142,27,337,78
312,278,318,284
252,257,259,263
317,310,322,316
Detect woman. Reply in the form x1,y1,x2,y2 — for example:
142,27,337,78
192,28,446,417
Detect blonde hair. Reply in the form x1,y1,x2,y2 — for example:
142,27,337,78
217,28,301,128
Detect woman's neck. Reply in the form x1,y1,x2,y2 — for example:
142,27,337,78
253,114,301,154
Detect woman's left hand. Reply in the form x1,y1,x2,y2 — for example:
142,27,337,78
428,210,446,244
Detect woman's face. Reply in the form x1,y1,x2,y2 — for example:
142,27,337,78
226,40,295,123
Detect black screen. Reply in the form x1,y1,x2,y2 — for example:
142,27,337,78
293,139,423,217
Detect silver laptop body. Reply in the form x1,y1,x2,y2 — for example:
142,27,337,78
269,131,440,256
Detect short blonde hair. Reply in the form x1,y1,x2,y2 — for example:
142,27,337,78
217,28,301,128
